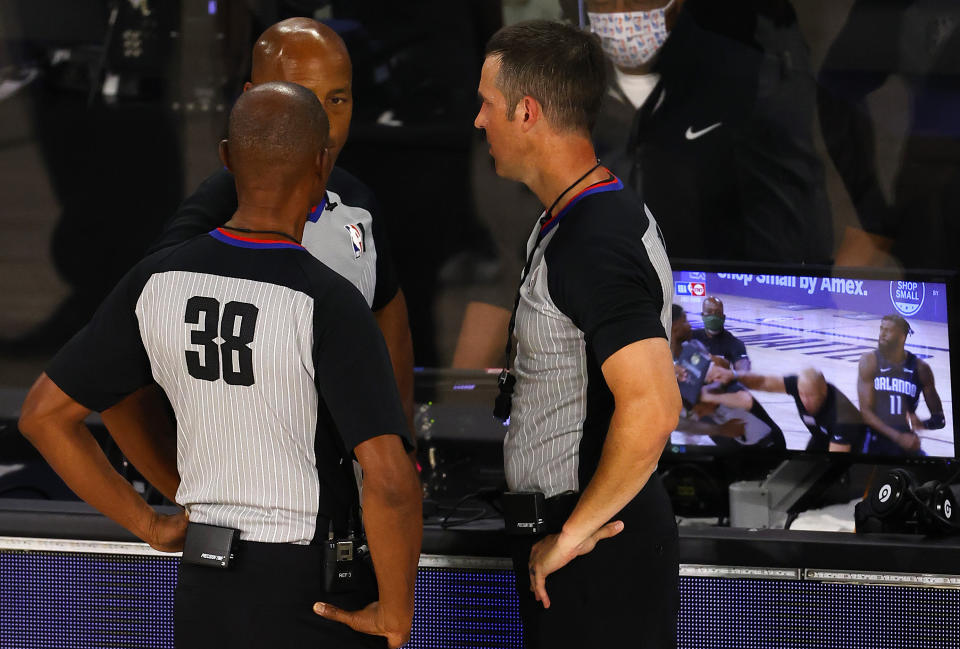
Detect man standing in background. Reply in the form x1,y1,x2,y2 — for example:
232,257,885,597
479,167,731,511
589,0,833,263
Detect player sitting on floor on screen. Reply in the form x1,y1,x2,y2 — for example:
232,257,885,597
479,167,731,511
858,314,945,456
708,366,866,453
691,296,751,372
671,305,784,449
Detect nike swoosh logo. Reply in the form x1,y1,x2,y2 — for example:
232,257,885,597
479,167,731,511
685,122,722,140
904,369,914,374
880,367,892,373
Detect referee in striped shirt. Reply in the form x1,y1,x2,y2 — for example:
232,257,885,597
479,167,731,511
475,22,682,649
19,82,421,648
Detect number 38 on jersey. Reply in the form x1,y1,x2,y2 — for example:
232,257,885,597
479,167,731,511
184,296,259,386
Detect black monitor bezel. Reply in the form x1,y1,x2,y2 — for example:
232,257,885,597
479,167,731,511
666,258,959,466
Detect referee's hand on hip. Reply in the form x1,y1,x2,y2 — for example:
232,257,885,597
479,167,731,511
527,520,625,609
314,600,407,648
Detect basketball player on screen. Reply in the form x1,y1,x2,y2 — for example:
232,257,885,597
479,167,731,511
707,366,865,453
858,315,945,456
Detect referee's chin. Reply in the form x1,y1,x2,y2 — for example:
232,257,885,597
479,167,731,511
490,156,522,184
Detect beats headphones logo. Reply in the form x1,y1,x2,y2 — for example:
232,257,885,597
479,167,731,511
879,484,892,503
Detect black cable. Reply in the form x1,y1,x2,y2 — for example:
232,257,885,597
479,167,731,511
0,485,51,499
439,489,502,529
440,506,490,529
942,462,960,487
784,511,799,530
905,486,960,531
88,2,120,108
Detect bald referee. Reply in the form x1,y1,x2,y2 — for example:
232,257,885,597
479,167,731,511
96,18,415,509
19,83,421,649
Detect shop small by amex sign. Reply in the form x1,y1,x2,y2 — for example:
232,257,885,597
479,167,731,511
890,281,925,318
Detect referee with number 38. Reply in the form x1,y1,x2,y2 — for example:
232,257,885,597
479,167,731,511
18,82,421,648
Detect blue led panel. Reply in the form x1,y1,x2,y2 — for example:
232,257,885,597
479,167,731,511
409,569,524,649
677,577,960,649
3,550,960,648
0,551,177,649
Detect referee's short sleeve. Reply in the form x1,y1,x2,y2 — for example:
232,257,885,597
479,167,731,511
546,215,667,367
45,268,153,412
149,169,237,253
312,278,409,453
369,195,400,311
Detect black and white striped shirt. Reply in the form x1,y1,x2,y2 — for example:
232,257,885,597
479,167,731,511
505,176,673,499
47,230,408,543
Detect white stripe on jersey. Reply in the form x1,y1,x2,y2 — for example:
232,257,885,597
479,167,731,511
135,271,321,544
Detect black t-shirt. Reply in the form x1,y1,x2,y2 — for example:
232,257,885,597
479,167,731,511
593,9,833,263
46,231,408,543
150,166,400,311
690,328,749,367
783,374,865,450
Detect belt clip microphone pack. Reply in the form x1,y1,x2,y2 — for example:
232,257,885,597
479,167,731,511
181,522,240,569
323,520,366,593
502,492,546,535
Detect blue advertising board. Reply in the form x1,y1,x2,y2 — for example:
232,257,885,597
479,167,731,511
674,271,948,324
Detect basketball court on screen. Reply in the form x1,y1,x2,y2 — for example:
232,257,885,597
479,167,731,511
673,275,953,457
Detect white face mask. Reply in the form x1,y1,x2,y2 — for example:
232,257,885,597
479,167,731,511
588,0,675,68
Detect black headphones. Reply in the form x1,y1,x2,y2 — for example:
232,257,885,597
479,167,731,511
856,467,960,535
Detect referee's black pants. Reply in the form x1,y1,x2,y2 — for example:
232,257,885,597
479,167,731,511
510,475,679,649
174,539,385,648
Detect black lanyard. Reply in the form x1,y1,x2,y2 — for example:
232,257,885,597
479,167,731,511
494,161,603,421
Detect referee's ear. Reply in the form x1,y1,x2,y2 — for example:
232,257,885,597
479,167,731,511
218,140,232,173
316,147,332,183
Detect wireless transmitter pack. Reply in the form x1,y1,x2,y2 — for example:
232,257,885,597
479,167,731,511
181,522,240,569
501,491,546,535
323,521,367,593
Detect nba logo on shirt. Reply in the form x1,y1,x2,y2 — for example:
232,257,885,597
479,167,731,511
345,223,365,259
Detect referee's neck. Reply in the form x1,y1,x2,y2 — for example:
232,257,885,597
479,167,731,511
526,138,604,215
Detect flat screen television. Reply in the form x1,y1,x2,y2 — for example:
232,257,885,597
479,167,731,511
668,262,957,463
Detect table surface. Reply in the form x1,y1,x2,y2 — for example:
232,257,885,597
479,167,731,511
2,498,959,575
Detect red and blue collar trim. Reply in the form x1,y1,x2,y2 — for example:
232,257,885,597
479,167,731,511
539,173,623,239
307,194,328,223
209,227,305,250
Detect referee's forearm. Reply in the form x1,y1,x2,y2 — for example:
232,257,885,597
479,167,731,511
19,375,159,541
361,459,422,633
561,400,675,544
374,292,416,441
20,416,157,542
101,386,181,503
